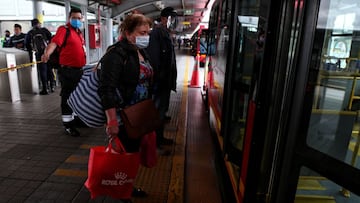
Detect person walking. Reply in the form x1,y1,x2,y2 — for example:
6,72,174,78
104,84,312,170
9,24,26,50
41,7,86,137
146,7,178,150
26,18,52,95
98,13,153,201
177,37,182,50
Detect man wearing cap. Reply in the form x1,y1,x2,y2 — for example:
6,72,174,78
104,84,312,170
26,18,52,95
147,7,178,151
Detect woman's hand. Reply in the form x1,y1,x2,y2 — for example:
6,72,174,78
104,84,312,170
106,124,119,141
105,108,118,140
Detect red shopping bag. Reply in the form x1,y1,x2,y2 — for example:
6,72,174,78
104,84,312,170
140,131,157,168
84,138,140,199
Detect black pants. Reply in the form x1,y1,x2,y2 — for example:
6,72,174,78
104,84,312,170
154,88,171,143
117,125,141,153
58,67,83,125
36,53,48,91
47,66,55,89
37,62,48,91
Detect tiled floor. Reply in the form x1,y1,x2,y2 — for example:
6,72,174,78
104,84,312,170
0,49,223,203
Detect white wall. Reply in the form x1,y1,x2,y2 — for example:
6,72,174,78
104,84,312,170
0,0,68,35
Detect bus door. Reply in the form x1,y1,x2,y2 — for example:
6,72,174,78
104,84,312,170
219,0,272,202
271,0,360,202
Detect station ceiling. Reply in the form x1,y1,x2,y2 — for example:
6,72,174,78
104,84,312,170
50,0,212,35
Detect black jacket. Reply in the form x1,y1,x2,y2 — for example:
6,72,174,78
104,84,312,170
146,24,177,91
9,33,26,50
98,39,151,110
25,27,52,60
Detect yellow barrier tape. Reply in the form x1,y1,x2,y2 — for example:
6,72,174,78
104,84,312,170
0,61,42,73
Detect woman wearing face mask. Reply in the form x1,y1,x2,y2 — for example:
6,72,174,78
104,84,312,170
98,14,153,201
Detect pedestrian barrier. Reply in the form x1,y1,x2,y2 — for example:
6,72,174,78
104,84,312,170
0,61,38,73
0,52,42,102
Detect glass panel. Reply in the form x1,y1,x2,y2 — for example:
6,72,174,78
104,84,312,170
224,0,269,164
307,0,360,169
296,167,360,203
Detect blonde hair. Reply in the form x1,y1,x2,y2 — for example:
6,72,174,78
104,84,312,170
120,14,152,37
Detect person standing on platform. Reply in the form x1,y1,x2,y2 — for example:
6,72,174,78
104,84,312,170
98,13,153,200
147,6,178,150
9,24,26,50
2,30,11,47
177,37,182,50
41,7,86,137
26,18,52,95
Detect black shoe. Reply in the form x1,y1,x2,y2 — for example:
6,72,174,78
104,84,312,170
50,87,55,93
120,200,132,203
157,147,171,156
132,187,147,198
64,127,80,137
39,90,48,95
159,137,174,145
72,116,89,128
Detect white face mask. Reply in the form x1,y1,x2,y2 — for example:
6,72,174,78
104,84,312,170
135,35,149,49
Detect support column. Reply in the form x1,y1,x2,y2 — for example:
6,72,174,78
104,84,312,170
106,13,113,46
82,5,90,64
64,0,71,19
32,0,43,21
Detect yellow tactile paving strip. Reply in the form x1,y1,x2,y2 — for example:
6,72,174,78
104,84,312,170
65,155,89,164
297,179,326,190
54,169,88,177
295,195,335,203
132,56,190,203
167,55,189,203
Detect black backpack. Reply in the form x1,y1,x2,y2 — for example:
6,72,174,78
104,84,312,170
31,28,48,53
48,26,70,69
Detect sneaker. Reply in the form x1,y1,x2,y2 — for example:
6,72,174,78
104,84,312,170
64,127,80,137
159,137,174,145
132,187,147,197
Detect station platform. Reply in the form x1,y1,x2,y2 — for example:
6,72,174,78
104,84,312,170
0,49,223,203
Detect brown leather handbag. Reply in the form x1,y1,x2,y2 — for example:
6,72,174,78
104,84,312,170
120,99,162,139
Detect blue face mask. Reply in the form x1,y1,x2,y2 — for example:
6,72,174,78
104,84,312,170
135,36,149,49
70,19,82,29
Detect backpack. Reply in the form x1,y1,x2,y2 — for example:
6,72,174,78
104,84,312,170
48,26,70,69
31,28,48,53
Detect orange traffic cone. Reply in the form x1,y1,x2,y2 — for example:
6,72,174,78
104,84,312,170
189,55,201,88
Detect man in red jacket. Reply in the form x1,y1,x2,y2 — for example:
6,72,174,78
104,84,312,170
42,8,86,137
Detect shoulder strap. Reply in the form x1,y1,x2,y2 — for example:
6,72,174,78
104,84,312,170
93,41,129,72
31,28,44,40
93,45,117,71
60,26,70,48
114,43,128,64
